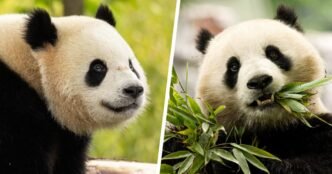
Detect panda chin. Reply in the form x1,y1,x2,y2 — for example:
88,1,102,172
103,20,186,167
101,101,139,113
248,93,276,109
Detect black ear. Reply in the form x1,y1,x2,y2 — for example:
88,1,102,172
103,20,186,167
24,9,57,50
275,5,303,32
96,4,116,27
196,29,213,54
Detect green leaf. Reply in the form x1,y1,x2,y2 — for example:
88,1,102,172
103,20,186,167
163,151,192,160
173,161,183,170
171,67,179,86
277,99,293,113
198,133,210,148
160,164,174,174
214,105,226,115
277,93,306,100
232,148,250,174
188,155,205,174
202,122,209,133
189,143,205,156
187,95,202,114
166,114,182,126
292,113,313,128
242,151,270,174
208,150,225,165
178,154,195,174
282,76,332,93
278,99,309,113
231,144,280,161
177,128,194,136
279,82,304,92
168,105,197,129
212,148,238,164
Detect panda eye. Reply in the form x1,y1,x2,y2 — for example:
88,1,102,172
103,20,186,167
93,63,107,73
129,59,140,79
224,57,241,89
265,45,292,71
228,57,240,72
266,46,281,60
85,59,108,87
230,62,239,72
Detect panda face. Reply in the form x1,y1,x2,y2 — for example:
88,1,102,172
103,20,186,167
197,19,326,129
47,19,147,134
25,6,147,134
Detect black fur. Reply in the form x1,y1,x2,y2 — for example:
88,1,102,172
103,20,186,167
196,29,213,54
95,4,116,27
24,9,57,49
129,59,140,79
224,57,241,89
163,115,332,174
85,59,108,87
265,45,292,71
0,60,90,174
275,5,303,32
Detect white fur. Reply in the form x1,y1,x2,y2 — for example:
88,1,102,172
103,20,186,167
0,15,148,135
197,19,327,129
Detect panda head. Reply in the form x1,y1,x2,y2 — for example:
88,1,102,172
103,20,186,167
24,5,148,135
196,5,327,130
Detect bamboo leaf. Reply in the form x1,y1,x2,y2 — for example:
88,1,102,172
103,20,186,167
278,99,308,113
188,155,204,174
231,144,280,161
214,105,226,115
187,95,202,115
189,143,205,156
160,164,174,174
202,122,209,133
232,148,250,174
283,76,332,93
178,154,195,174
212,148,238,164
242,151,270,174
163,151,192,160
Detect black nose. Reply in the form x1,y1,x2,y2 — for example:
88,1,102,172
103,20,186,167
247,75,273,90
123,85,144,98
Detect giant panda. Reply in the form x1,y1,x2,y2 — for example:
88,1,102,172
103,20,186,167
0,5,147,174
163,5,332,174
195,5,332,174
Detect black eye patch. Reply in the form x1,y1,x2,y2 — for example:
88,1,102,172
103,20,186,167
129,59,140,79
265,45,292,71
224,57,241,89
85,59,108,87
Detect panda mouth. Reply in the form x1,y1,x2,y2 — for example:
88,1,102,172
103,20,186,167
101,101,139,113
249,93,275,107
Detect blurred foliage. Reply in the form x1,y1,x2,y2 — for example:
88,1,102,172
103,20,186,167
0,0,176,163
181,0,332,31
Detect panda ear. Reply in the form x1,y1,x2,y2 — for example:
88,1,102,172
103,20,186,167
96,4,116,27
196,29,213,54
24,9,57,50
275,5,303,32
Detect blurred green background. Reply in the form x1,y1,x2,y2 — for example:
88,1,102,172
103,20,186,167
0,0,176,163
182,0,332,31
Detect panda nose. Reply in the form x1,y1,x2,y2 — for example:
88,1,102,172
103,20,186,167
123,85,144,98
247,75,273,90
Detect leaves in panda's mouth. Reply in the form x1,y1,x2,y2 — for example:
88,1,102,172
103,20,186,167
275,76,332,127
